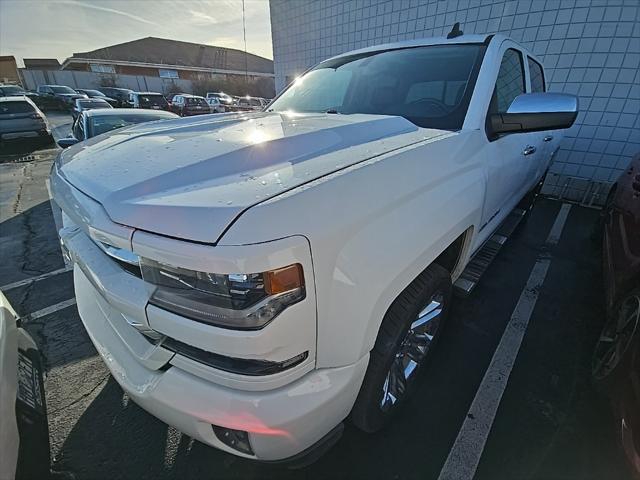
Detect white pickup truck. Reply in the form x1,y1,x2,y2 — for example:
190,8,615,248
50,33,577,463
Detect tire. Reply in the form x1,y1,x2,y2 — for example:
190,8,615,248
351,263,452,433
592,287,640,393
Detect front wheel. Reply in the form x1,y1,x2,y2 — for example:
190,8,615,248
351,263,452,432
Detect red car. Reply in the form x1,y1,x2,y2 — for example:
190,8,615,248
593,151,640,476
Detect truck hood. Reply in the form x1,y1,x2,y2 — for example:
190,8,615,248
57,111,447,243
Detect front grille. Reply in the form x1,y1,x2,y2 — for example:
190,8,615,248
111,257,142,277
94,240,142,277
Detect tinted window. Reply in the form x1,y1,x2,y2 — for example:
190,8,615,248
50,86,77,94
0,85,25,95
79,100,111,109
185,97,207,106
527,57,545,93
0,101,35,114
138,94,168,108
84,89,105,97
73,115,84,140
269,45,484,130
493,49,525,113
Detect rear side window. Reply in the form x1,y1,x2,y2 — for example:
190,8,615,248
0,101,35,114
493,48,525,113
527,57,545,93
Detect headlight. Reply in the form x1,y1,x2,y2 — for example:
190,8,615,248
140,259,305,330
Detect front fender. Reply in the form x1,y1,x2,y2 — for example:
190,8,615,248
221,131,487,368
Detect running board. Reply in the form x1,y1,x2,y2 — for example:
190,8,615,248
454,208,527,296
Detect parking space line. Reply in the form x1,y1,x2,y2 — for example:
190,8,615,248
438,203,572,480
0,266,72,291
23,298,77,321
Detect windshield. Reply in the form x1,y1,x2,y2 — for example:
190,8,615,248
269,45,485,130
88,113,174,137
1,85,25,95
51,85,77,94
138,94,168,108
84,90,105,97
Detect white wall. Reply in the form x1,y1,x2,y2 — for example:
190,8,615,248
269,0,640,204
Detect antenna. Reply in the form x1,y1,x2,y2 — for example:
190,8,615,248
242,0,248,88
447,22,464,39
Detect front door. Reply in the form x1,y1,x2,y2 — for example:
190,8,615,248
480,46,531,238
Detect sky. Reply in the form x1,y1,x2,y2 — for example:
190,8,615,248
0,0,273,66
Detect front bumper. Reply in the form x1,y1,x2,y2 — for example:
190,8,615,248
74,265,367,460
52,167,368,460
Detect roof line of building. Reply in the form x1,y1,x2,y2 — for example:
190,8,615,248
61,57,275,78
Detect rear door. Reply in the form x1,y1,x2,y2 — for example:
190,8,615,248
525,55,554,183
480,45,530,235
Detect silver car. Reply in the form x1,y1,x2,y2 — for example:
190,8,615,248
0,96,51,142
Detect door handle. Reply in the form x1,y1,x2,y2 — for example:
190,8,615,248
523,145,537,156
543,135,553,142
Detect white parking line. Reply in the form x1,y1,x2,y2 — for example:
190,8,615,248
0,265,73,292
23,298,77,321
438,203,572,480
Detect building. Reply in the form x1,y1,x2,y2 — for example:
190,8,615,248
0,56,19,84
61,37,274,82
269,0,640,204
23,58,61,70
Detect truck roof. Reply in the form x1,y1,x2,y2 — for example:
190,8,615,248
326,33,508,61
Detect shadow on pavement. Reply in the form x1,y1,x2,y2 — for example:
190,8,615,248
0,136,56,159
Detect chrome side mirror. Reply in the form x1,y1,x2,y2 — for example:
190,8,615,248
489,92,578,136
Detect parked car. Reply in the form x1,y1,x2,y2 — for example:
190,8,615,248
206,92,234,108
36,84,87,110
169,94,211,116
205,96,226,113
0,84,40,101
593,152,640,477
75,88,118,107
0,292,51,480
57,108,178,148
0,96,51,144
235,95,265,111
71,98,112,120
50,33,577,463
126,92,170,111
97,87,134,108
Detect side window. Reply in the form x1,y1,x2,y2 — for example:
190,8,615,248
493,48,525,113
527,57,545,93
73,115,85,140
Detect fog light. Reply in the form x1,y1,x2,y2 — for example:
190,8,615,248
212,425,254,455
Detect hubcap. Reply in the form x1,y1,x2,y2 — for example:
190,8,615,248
593,294,640,380
380,292,444,412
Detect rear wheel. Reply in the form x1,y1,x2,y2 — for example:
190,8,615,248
592,287,640,390
351,263,452,432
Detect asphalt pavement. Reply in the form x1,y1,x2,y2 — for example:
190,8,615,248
0,111,633,479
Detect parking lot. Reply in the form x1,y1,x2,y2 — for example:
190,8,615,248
0,112,633,479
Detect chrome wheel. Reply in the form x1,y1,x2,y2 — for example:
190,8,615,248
593,293,640,380
380,292,444,412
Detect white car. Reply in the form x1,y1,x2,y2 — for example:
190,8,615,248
205,96,226,113
0,293,50,479
50,33,577,463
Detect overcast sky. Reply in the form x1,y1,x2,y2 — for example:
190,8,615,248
0,0,273,66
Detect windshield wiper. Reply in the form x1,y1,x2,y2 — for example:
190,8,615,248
325,109,339,114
